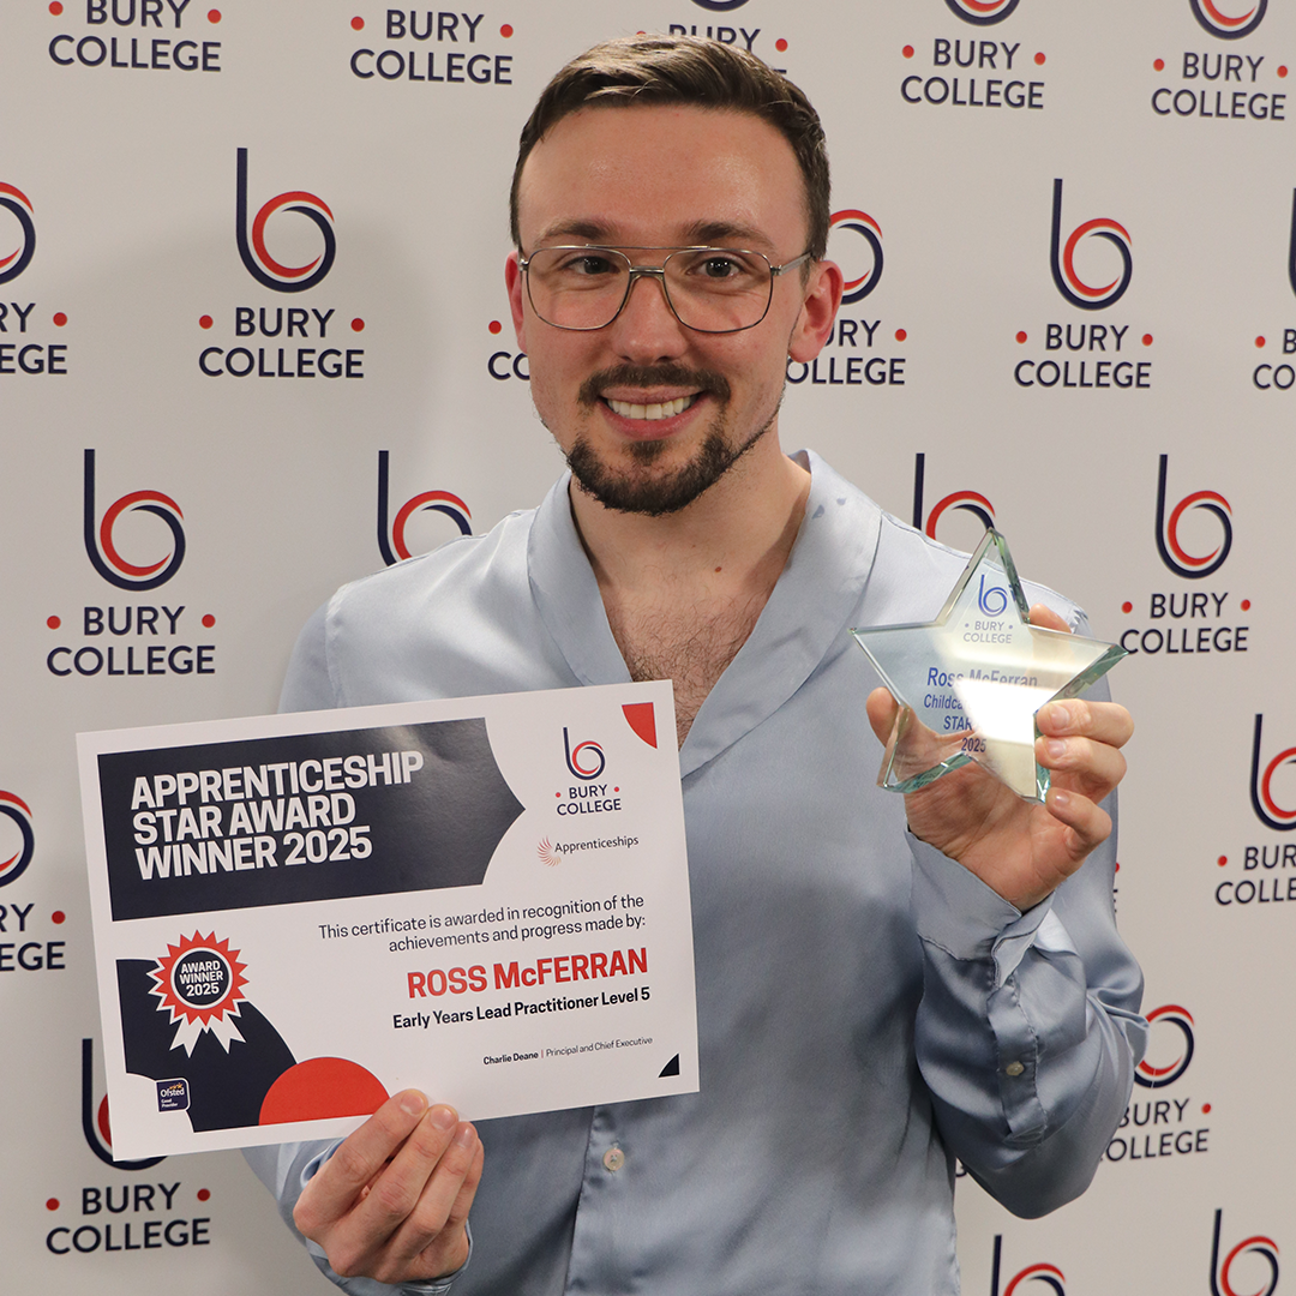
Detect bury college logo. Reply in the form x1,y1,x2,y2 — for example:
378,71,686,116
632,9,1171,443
989,1235,1065,1295
0,182,35,285
0,791,35,888
692,0,750,9
1191,0,1267,40
376,451,471,566
1287,190,1296,298
81,1038,164,1170
1155,455,1232,580
946,0,1021,25
83,450,185,591
563,728,605,780
1211,1210,1280,1296
912,454,995,540
829,209,883,305
1050,179,1132,311
1250,714,1296,831
236,149,335,293
1134,1004,1194,1088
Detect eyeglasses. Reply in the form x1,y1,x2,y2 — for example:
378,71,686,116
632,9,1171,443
518,245,813,334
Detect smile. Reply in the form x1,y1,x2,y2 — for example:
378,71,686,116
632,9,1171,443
605,394,696,421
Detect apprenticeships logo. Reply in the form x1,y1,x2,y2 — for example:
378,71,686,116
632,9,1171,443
989,1236,1064,1295
0,791,35,888
1211,1210,1280,1296
829,209,884,305
1134,1004,1195,1088
83,449,185,591
376,451,471,565
0,182,36,285
1049,179,1132,311
912,454,996,542
946,0,1021,25
564,728,606,781
1250,714,1296,831
1192,0,1267,40
236,149,335,293
1156,455,1232,579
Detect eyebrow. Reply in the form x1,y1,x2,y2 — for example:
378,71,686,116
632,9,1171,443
531,218,775,250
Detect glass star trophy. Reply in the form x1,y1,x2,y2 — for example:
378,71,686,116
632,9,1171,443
851,529,1126,802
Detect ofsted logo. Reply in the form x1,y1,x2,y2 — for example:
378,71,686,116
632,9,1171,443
235,149,335,293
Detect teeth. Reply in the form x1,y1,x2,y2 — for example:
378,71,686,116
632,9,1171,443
607,394,694,421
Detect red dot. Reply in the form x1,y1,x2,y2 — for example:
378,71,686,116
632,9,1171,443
775,38,788,52
207,7,220,20
52,911,66,924
1141,334,1153,346
351,15,364,29
351,317,365,332
1202,1103,1212,1113
1114,861,1121,872
556,792,562,798
197,1188,211,1202
200,314,213,329
613,787,619,794
1256,335,1266,348
1015,330,1027,344
46,615,61,629
1280,66,1289,78
48,1,62,13
902,45,914,59
1121,602,1132,614
53,312,67,327
894,328,907,342
1218,855,1228,867
488,320,503,335
1034,52,1045,65
1241,598,1251,611
500,23,513,37
1154,58,1165,72
46,1199,59,1211
201,614,215,629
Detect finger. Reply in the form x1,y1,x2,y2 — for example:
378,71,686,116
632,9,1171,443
1037,699,1134,750
295,1091,432,1234
866,686,900,745
1028,603,1070,634
1036,731,1127,801
1043,785,1114,863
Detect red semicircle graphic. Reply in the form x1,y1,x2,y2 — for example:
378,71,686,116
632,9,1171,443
258,1058,389,1125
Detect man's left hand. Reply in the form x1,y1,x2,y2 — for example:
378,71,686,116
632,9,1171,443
865,604,1134,912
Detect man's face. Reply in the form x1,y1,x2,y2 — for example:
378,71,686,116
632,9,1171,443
506,104,839,515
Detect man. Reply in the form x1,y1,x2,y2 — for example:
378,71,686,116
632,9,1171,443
248,35,1144,1295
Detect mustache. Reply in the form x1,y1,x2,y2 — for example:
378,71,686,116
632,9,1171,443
578,364,731,408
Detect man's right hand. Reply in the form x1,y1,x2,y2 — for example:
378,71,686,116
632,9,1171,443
293,1090,483,1287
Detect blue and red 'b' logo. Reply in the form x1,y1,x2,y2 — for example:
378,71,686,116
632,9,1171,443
80,1038,165,1170
1155,454,1232,580
1211,1209,1279,1296
236,148,335,293
83,449,185,591
912,454,995,541
0,182,35,285
1134,1004,1195,1088
989,1236,1065,1295
946,0,1021,24
1192,0,1267,40
564,728,605,780
376,451,471,566
0,791,35,888
1050,179,1132,311
829,210,883,305
1250,714,1296,831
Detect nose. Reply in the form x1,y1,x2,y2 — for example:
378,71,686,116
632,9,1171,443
608,266,689,362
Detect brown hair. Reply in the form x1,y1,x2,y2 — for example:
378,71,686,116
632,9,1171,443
510,35,831,260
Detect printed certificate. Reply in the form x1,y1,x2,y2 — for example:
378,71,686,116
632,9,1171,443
77,681,697,1160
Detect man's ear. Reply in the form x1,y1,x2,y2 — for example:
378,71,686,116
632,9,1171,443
505,250,528,351
788,258,844,363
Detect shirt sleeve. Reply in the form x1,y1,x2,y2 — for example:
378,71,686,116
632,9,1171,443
242,1141,471,1296
908,784,1147,1217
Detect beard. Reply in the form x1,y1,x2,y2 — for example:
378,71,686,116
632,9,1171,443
563,363,778,516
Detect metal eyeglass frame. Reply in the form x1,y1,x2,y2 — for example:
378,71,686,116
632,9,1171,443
518,245,814,334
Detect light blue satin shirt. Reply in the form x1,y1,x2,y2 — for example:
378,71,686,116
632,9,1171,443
247,453,1145,1296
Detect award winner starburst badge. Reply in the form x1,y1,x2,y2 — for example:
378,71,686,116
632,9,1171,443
851,529,1126,801
148,931,248,1054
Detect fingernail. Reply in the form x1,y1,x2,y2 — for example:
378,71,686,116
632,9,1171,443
1046,738,1067,760
1044,702,1070,729
454,1123,477,1150
398,1090,428,1117
428,1104,458,1131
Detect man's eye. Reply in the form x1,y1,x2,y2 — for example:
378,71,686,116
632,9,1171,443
566,255,619,276
700,256,742,278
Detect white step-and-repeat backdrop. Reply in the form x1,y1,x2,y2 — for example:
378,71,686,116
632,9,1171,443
2,1,1291,1291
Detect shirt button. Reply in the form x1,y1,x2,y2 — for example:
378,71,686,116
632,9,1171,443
602,1147,625,1172
1004,1061,1025,1077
